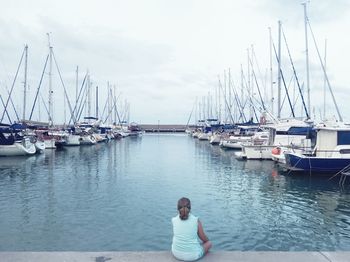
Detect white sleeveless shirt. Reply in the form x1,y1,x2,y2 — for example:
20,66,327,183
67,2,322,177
171,213,204,261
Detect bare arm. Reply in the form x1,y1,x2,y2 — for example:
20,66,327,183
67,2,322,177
197,220,209,243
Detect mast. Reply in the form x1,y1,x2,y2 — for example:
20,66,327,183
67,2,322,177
96,85,99,120
277,20,282,119
87,73,91,117
23,44,28,121
303,2,311,116
269,27,274,115
247,49,252,119
228,68,232,123
323,39,327,120
224,70,227,123
218,77,221,123
47,33,53,125
114,85,116,124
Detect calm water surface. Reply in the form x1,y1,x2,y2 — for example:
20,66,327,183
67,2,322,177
0,133,350,251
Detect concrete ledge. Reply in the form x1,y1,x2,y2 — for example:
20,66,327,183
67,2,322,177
1,251,350,262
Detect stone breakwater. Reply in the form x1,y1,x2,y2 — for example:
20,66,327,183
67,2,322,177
140,124,187,132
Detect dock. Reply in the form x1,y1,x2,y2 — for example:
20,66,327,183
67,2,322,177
140,124,188,133
1,251,349,262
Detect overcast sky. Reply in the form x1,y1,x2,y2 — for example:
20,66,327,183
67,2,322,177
1,0,350,124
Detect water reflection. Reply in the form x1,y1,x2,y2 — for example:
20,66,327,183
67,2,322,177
0,134,350,251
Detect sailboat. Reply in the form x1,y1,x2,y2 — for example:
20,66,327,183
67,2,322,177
0,124,36,156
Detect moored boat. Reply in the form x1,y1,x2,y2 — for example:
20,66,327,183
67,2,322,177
284,124,350,175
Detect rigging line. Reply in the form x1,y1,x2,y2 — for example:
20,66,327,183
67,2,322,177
100,94,109,121
251,46,266,91
281,75,295,117
282,26,310,118
76,85,89,122
230,77,246,123
217,76,235,124
52,51,75,123
103,92,122,124
113,93,122,125
241,72,260,122
68,72,88,125
307,18,342,122
5,86,20,122
29,54,49,121
328,163,350,181
40,94,51,120
248,55,266,111
185,100,196,128
0,95,12,124
0,47,25,122
272,40,295,118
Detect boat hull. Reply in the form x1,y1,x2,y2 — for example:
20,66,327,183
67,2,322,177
284,152,350,174
0,141,36,156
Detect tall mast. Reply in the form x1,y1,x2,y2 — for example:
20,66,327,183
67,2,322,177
224,70,227,123
268,27,274,115
303,3,311,116
323,39,327,120
87,72,91,117
114,85,116,124
247,49,252,119
218,77,221,123
23,44,28,121
277,20,282,119
228,68,232,122
96,85,99,119
47,33,53,125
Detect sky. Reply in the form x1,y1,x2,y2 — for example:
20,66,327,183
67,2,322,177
0,0,350,125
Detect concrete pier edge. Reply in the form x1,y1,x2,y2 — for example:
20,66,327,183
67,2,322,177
0,251,350,262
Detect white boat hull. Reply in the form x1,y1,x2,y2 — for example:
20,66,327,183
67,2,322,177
65,134,80,146
0,140,36,156
44,139,56,149
241,145,275,160
220,140,243,149
79,135,97,145
35,141,46,152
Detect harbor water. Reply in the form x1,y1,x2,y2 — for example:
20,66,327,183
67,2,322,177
0,133,350,251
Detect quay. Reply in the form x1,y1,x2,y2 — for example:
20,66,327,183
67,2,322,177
1,251,349,262
140,124,188,132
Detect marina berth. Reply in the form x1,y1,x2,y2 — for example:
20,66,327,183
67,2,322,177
237,119,313,160
219,125,261,150
284,123,350,175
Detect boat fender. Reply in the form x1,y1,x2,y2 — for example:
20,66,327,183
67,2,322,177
272,147,281,155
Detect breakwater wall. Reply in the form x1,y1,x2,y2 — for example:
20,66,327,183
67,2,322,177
140,124,189,133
